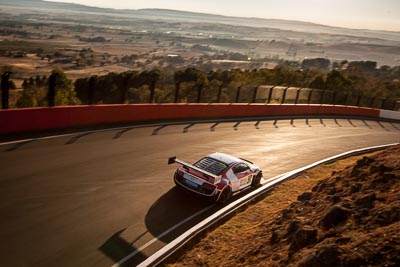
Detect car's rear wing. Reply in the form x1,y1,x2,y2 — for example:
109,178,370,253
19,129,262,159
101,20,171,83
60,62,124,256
168,156,222,185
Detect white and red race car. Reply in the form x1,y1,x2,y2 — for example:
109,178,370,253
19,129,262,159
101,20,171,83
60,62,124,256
168,152,263,203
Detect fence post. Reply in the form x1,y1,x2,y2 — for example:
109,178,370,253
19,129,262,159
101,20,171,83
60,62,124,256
48,73,58,107
235,85,241,103
197,83,203,103
332,91,337,105
307,89,314,104
368,97,375,108
281,87,289,104
294,88,302,104
88,75,97,105
252,85,259,103
217,84,223,103
149,80,156,103
392,100,398,111
356,94,362,107
380,98,386,109
344,93,349,106
1,72,11,109
267,85,275,104
319,89,325,104
174,82,180,103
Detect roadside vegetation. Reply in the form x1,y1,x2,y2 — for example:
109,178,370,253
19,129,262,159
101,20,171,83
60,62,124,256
2,64,400,108
165,145,400,267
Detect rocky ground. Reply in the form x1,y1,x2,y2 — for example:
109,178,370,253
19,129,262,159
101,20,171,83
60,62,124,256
166,145,400,266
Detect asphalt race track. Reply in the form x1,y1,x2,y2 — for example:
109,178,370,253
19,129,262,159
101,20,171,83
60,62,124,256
0,118,399,266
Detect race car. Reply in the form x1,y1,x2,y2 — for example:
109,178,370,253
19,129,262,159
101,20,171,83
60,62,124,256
168,152,263,203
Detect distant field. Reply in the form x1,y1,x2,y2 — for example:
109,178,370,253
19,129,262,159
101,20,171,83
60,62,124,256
0,39,62,53
0,1,400,85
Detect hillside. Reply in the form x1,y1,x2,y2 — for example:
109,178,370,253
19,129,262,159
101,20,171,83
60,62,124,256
1,0,400,42
167,145,400,266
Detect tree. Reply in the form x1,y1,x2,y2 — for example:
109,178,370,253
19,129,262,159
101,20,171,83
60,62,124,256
208,70,236,102
52,67,81,106
301,58,331,72
273,66,303,87
309,75,326,89
16,90,38,108
325,70,353,92
174,68,208,102
118,71,136,104
348,61,377,72
137,69,162,102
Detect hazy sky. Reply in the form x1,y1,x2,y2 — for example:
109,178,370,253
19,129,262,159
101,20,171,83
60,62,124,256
47,0,400,31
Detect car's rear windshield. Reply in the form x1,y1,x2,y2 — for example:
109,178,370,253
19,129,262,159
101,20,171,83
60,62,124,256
194,157,228,175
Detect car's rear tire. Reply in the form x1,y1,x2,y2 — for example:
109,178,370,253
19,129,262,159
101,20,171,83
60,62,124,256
252,172,262,187
217,186,232,203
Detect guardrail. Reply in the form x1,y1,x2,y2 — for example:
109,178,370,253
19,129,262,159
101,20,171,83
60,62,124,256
1,103,392,134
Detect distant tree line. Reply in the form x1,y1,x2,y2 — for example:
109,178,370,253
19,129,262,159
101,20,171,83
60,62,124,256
72,64,400,105
3,62,400,108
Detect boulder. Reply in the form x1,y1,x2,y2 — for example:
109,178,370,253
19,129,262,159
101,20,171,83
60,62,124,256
319,205,351,229
354,193,376,209
288,226,318,256
298,191,313,201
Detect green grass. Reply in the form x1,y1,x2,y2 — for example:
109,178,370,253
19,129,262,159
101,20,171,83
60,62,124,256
0,40,63,53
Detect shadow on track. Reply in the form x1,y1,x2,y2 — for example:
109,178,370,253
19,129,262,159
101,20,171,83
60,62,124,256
376,121,390,131
3,140,34,152
183,123,195,133
233,121,241,131
144,187,211,243
65,132,93,145
210,122,219,132
144,184,259,243
391,122,400,131
99,228,147,267
152,125,167,135
113,128,135,139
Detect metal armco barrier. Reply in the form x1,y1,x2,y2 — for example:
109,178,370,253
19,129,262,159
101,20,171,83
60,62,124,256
307,89,313,104
281,87,289,104
294,88,302,104
252,85,259,103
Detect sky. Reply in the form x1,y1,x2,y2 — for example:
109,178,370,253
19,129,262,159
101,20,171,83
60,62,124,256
46,0,400,31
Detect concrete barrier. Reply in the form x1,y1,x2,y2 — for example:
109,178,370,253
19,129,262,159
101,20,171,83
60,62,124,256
380,109,400,120
0,104,383,134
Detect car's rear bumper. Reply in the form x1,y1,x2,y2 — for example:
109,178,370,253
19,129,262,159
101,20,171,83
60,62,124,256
174,171,220,199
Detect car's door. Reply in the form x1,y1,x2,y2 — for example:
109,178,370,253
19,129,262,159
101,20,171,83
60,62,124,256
233,163,253,189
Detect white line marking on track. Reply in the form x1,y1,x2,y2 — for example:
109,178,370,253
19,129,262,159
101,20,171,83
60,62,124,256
111,172,288,267
111,204,215,267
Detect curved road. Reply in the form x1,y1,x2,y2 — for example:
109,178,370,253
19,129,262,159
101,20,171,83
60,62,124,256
0,118,399,266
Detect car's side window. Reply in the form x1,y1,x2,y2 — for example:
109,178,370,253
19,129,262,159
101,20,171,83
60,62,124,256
241,164,250,173
233,163,249,174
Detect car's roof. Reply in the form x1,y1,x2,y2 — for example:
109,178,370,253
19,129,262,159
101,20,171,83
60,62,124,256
207,152,241,165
